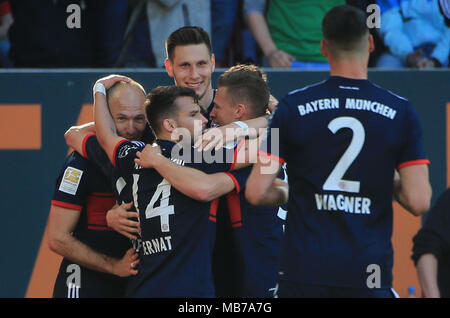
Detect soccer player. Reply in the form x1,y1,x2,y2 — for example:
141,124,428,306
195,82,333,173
64,79,154,240
48,79,148,298
209,64,287,297
164,26,272,149
135,64,288,297
245,5,432,298
93,75,249,297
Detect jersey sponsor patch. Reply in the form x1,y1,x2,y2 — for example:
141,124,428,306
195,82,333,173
59,167,84,195
118,144,141,159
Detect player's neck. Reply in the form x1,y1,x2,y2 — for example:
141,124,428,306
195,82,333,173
156,132,173,142
199,87,214,111
329,58,368,80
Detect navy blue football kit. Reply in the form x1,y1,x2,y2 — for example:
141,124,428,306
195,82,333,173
51,152,131,298
262,76,429,297
112,139,242,297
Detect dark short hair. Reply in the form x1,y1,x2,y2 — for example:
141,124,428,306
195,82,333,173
217,64,269,117
322,5,369,52
165,26,212,61
145,86,198,135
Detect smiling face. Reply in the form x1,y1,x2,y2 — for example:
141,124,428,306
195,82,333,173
165,44,215,106
172,96,208,142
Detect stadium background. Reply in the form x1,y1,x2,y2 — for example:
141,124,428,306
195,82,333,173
0,69,448,298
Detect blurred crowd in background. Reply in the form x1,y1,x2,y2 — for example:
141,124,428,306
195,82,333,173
0,0,448,69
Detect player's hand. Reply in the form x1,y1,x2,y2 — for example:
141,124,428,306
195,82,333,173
64,122,96,149
273,178,289,203
194,123,251,152
406,49,423,68
111,248,140,277
267,49,295,68
417,57,435,69
267,94,279,114
134,144,163,168
96,74,131,90
106,202,140,240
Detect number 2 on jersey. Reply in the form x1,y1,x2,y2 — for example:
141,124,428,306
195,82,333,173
323,117,365,193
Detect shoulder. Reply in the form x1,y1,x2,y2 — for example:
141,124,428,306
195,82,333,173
116,141,145,158
277,80,328,112
286,80,328,98
369,81,410,105
64,151,90,170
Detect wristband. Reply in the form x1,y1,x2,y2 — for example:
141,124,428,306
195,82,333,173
93,82,106,97
234,121,249,133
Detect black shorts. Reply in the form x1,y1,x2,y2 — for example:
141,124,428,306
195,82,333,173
277,280,399,298
53,259,128,298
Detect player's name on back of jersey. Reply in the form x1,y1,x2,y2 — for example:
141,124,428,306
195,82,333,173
314,193,371,214
298,98,397,120
136,236,173,256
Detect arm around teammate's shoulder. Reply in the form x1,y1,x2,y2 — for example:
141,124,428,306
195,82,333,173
394,164,432,216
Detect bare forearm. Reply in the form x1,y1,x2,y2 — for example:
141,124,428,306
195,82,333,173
49,233,116,275
64,122,96,154
94,92,119,160
154,157,233,201
247,12,277,57
394,167,432,216
254,184,287,206
417,253,440,298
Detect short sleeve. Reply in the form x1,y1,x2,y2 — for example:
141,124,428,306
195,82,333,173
114,140,146,174
225,166,252,194
259,98,289,163
243,0,266,18
82,134,115,180
51,152,90,211
397,104,430,169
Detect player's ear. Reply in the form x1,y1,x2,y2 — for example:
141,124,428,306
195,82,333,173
320,40,329,58
162,118,176,133
165,58,174,78
368,34,375,53
235,103,247,120
211,53,216,73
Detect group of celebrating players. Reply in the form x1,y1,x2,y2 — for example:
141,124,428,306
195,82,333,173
47,5,432,298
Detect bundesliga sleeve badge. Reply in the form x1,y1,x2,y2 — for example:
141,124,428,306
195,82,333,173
59,167,84,195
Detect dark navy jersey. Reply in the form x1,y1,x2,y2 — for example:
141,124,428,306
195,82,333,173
113,139,235,297
51,152,131,297
262,76,430,289
225,165,286,298
205,89,217,128
81,123,155,204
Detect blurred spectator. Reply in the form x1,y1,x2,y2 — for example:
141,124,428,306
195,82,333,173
8,0,94,67
145,0,210,68
0,0,12,67
7,0,153,68
439,0,450,26
243,0,345,69
98,0,154,68
211,0,258,67
377,0,450,69
412,188,450,298
211,0,239,67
